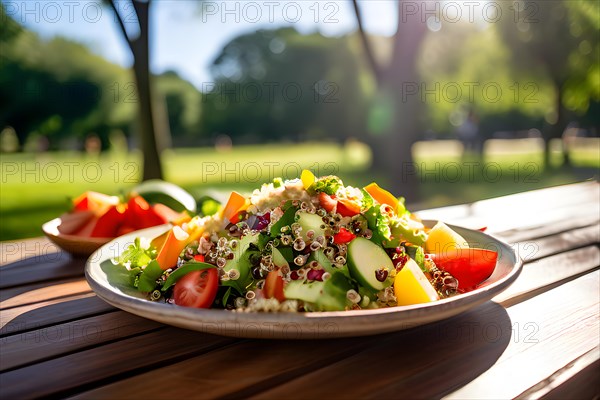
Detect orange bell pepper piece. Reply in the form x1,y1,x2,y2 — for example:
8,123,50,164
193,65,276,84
221,191,248,223
155,226,190,270
364,183,399,211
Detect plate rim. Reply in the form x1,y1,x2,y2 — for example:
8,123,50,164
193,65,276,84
85,222,523,338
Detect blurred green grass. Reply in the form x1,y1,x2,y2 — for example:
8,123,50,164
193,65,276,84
1,140,597,241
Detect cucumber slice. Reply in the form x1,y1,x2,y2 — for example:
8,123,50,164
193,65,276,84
272,247,289,268
224,233,258,284
310,249,350,278
296,212,326,241
347,237,394,291
315,272,353,311
284,280,324,304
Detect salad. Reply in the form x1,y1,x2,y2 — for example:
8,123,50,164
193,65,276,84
107,171,498,312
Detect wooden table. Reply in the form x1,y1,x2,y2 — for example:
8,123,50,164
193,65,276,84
1,181,598,399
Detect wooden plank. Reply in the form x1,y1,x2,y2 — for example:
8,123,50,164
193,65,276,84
510,224,599,263
494,245,600,307
496,215,599,244
1,277,85,303
417,182,599,235
1,279,91,310
241,271,599,400
521,347,599,399
444,271,599,399
66,268,599,400
0,311,162,372
69,336,362,400
0,328,235,399
0,237,56,266
0,251,86,289
0,295,114,336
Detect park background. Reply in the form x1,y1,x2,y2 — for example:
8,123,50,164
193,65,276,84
0,0,598,241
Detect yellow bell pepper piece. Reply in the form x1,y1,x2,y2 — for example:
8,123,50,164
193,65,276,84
301,169,316,190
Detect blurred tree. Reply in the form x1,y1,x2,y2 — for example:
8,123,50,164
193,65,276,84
417,21,554,137
352,0,429,202
0,9,103,149
106,0,165,180
497,0,600,165
204,28,367,145
156,71,202,145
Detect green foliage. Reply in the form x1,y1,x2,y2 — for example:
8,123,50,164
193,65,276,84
203,28,368,142
496,0,600,116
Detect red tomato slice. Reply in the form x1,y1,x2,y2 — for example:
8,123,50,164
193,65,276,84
73,195,89,211
173,268,219,308
264,270,286,302
73,191,119,215
333,227,356,244
429,248,498,292
91,205,126,238
318,192,337,213
125,196,167,229
337,199,361,217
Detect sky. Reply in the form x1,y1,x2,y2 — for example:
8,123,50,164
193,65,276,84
4,0,399,89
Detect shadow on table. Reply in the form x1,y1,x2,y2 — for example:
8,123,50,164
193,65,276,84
236,301,512,399
0,249,89,313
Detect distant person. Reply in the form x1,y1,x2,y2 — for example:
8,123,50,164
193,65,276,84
457,110,480,156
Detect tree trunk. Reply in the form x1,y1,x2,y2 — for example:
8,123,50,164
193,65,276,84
369,4,428,204
131,3,163,180
544,81,569,169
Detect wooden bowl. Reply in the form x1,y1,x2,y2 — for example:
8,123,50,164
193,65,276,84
42,218,112,257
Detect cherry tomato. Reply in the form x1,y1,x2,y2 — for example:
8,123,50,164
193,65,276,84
429,248,498,292
333,227,356,244
337,199,361,217
264,270,286,302
173,268,219,308
318,192,337,213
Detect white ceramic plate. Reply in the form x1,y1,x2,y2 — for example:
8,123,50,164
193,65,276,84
86,223,522,339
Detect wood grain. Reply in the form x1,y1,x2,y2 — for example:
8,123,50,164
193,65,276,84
445,271,599,399
0,237,56,266
0,251,85,289
510,224,599,263
0,311,162,372
1,279,91,310
494,245,600,307
0,328,235,399
0,295,114,337
0,182,597,399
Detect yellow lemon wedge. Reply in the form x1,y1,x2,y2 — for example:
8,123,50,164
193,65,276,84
394,259,439,306
424,221,469,254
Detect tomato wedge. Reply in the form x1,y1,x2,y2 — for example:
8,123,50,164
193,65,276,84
264,270,286,302
125,196,167,229
91,205,126,238
318,192,337,213
337,198,361,217
429,248,498,292
173,268,219,308
333,227,356,244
